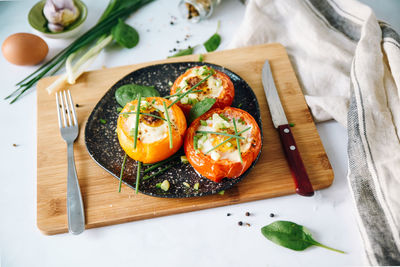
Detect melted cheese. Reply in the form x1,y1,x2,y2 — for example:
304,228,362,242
125,101,175,144
196,114,253,162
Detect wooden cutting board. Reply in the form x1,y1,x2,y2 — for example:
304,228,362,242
37,43,333,235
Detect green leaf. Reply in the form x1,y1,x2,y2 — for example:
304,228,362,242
188,98,216,124
203,33,221,52
261,221,345,253
112,19,139,48
168,47,194,58
115,84,159,107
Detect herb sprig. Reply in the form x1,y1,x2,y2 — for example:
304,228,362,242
205,127,250,154
196,130,245,140
232,118,243,163
163,101,173,149
118,153,127,192
133,94,142,149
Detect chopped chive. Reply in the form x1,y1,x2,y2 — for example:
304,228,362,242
232,118,243,164
142,162,177,180
118,153,127,193
168,81,173,86
155,182,162,188
160,180,170,191
135,161,142,194
143,155,178,174
200,120,208,126
143,153,181,167
180,155,189,163
289,123,295,127
193,182,199,190
198,54,204,62
218,190,225,195
196,130,245,140
120,112,167,121
117,107,123,112
237,103,243,108
168,73,213,109
193,135,199,150
183,182,190,188
133,94,141,149
163,101,173,149
100,119,107,124
164,89,202,99
205,127,250,154
219,113,230,122
238,118,245,124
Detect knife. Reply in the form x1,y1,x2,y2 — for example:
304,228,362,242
261,60,314,197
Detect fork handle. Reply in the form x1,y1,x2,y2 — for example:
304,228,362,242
67,142,85,234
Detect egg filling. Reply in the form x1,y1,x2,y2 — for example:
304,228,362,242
170,66,224,105
124,100,176,144
194,113,253,162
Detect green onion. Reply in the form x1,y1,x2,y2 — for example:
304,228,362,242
117,107,123,112
205,127,250,154
180,155,189,163
135,161,142,194
237,103,243,108
232,118,243,163
200,120,208,126
163,101,173,149
118,153,127,192
133,94,141,149
193,182,199,190
219,113,231,122
193,135,199,150
195,130,245,140
167,73,213,109
142,162,177,180
120,112,167,121
100,119,107,124
143,154,180,174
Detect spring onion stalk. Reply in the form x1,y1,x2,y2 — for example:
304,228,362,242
195,130,245,140
163,101,173,149
232,118,243,163
205,127,250,154
6,0,154,104
118,153,127,192
133,94,142,149
135,161,142,194
167,73,213,108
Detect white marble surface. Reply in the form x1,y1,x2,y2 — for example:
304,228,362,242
0,0,368,266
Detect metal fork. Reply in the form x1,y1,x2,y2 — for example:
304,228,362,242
56,90,85,235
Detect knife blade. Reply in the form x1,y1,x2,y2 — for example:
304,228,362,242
262,60,314,197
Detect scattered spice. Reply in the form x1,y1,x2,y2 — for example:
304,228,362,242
245,223,251,227
170,21,174,25
245,212,250,216
12,143,17,147
238,221,243,226
226,213,231,216
270,213,275,217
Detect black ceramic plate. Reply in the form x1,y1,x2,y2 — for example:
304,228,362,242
85,62,262,198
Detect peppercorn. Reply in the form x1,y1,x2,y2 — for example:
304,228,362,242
75,103,80,107
270,213,275,217
170,21,174,25
245,212,250,216
238,221,243,226
226,213,231,216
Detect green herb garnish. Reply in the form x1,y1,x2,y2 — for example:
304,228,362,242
205,127,250,154
218,190,225,195
237,103,243,108
188,97,216,123
143,162,176,180
219,113,231,122
143,154,180,174
198,54,204,62
200,120,208,126
168,47,194,58
133,94,141,149
180,155,189,163
100,119,107,124
118,153,127,192
232,118,243,164
195,130,245,140
193,135,199,150
117,107,123,112
168,73,213,109
261,221,345,253
164,89,202,99
183,182,190,188
160,180,170,191
120,112,167,121
134,161,142,194
203,21,221,52
163,101,173,149
289,123,295,127
193,182,199,190
115,84,159,107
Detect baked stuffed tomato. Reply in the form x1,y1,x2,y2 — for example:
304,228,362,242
117,97,187,164
184,107,261,182
170,65,234,115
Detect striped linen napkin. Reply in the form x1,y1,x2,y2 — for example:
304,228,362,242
229,0,400,265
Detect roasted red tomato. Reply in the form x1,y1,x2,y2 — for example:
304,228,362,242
117,97,187,164
184,107,262,182
170,65,234,116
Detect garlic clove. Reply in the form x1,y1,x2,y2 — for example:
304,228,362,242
43,0,80,32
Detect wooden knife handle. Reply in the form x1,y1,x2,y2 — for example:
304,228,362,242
278,124,314,197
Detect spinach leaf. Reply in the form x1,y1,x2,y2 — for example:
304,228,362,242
261,221,345,253
204,33,221,52
168,47,194,58
112,19,139,48
203,21,221,52
115,84,159,107
188,98,216,124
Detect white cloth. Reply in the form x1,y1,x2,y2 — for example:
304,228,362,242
229,0,400,265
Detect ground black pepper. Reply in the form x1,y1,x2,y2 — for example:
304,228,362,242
226,213,231,216
75,103,80,107
270,213,275,217
238,221,243,226
245,212,250,216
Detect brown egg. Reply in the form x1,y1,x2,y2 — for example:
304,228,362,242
2,33,48,66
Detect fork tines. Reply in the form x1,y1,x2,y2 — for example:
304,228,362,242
56,90,78,128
